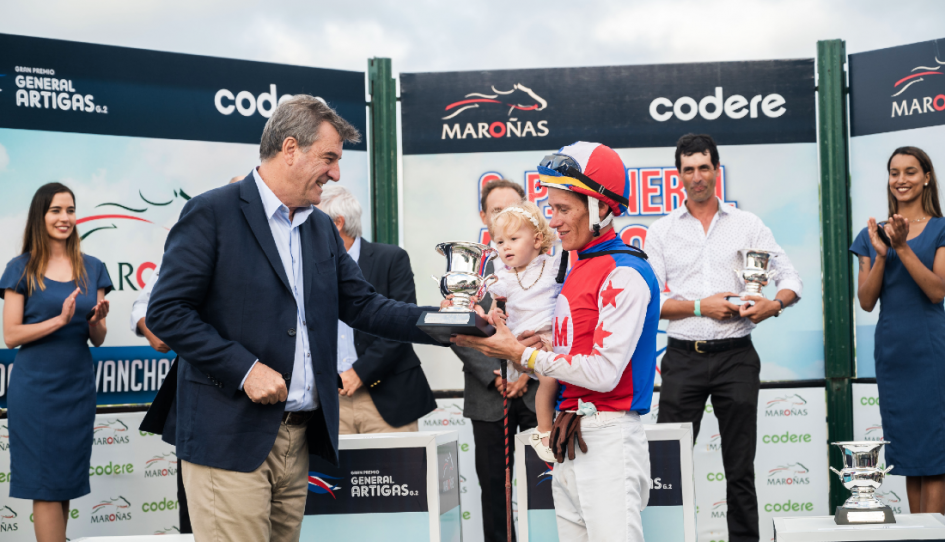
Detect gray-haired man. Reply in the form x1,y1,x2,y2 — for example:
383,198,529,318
317,185,436,434
142,96,441,542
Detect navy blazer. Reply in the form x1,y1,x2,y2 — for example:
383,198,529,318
144,174,440,472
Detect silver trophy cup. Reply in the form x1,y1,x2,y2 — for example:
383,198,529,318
734,249,777,297
829,441,896,524
435,242,498,311
416,241,498,344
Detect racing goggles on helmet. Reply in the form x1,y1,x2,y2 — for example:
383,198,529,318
537,153,631,212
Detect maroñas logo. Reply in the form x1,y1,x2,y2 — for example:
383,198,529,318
90,496,132,524
767,463,810,486
764,394,808,417
0,425,8,452
865,422,884,441
143,452,178,478
155,526,180,535
889,56,945,118
710,499,727,519
93,419,130,446
0,505,17,532
423,403,467,427
441,84,549,140
308,472,342,499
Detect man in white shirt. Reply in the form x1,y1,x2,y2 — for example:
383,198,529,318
645,133,803,542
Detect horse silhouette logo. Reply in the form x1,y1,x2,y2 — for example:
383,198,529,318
892,56,944,97
442,84,547,120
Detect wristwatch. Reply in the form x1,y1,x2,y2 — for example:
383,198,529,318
774,298,784,317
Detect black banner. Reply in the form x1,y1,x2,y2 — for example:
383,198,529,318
305,448,427,515
523,439,683,509
0,33,366,150
849,38,945,136
401,59,815,155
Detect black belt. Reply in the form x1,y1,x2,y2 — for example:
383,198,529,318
282,410,315,426
668,335,752,354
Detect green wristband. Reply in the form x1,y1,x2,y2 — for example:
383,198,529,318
694,299,702,317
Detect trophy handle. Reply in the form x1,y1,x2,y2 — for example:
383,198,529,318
883,465,894,474
829,466,843,478
476,274,498,299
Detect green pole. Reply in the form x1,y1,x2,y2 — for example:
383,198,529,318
817,39,855,514
368,57,398,245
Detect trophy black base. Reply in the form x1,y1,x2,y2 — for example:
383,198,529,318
834,505,896,525
416,311,496,346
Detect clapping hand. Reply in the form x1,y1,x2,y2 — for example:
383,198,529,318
866,218,889,257
885,214,910,250
59,288,80,326
88,299,110,326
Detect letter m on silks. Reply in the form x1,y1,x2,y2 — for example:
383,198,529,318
553,317,569,348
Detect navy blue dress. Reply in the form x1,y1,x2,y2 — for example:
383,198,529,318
851,218,945,476
0,254,112,500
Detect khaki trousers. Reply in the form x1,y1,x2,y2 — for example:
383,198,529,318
182,420,309,542
338,387,418,434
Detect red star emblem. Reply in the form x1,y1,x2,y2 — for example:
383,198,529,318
593,322,612,348
600,280,624,308
554,354,574,366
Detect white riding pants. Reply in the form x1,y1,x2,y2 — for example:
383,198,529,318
552,411,650,542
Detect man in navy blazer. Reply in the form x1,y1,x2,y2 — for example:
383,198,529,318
144,95,440,542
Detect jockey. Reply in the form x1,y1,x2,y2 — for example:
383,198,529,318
454,141,661,541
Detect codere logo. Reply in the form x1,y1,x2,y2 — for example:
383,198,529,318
649,87,786,122
214,85,317,118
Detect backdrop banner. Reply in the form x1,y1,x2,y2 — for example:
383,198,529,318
401,60,823,390
851,383,910,514
848,37,945,377
419,389,827,542
0,34,370,406
0,411,179,539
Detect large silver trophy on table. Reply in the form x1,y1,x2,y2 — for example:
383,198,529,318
416,241,499,345
735,249,777,298
829,441,896,524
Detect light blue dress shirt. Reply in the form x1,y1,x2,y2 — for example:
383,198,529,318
336,236,361,374
242,168,318,412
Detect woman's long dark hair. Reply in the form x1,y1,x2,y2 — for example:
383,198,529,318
887,146,942,219
20,183,87,295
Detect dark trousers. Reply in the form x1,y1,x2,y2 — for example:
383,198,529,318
657,343,761,542
472,396,537,542
177,460,192,533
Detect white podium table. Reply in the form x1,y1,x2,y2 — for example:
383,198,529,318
773,514,945,542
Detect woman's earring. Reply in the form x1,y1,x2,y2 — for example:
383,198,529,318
925,183,929,187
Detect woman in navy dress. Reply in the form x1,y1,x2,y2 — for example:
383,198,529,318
0,183,111,541
850,147,945,514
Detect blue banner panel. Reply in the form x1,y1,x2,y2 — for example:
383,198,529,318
849,38,945,136
0,33,366,150
401,59,815,155
0,345,176,408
